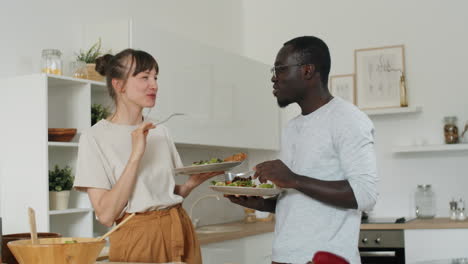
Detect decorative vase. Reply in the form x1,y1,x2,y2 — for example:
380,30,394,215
49,190,70,210
86,63,104,82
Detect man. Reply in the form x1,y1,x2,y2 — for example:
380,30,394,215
227,36,378,264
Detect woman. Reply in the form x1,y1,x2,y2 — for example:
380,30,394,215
74,49,220,264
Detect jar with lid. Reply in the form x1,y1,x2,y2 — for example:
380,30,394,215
41,49,62,75
443,116,459,144
415,184,436,218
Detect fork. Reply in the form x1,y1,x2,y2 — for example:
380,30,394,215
153,113,186,126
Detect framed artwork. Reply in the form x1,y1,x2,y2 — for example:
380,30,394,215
329,74,355,104
354,45,405,109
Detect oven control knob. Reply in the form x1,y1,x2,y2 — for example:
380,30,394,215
361,237,368,244
375,237,381,244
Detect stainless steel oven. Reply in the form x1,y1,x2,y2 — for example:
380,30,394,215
359,230,405,264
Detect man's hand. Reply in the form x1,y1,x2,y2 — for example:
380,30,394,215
224,195,276,213
254,159,298,189
224,195,265,209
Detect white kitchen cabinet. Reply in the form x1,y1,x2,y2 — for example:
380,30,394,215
201,239,245,264
405,229,468,263
201,232,274,264
242,233,274,264
0,74,108,237
131,18,280,150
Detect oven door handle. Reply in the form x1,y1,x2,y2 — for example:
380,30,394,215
360,251,396,257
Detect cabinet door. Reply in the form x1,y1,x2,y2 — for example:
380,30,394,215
201,233,274,264
201,239,245,264
243,233,274,264
0,74,49,233
405,229,468,263
131,19,279,150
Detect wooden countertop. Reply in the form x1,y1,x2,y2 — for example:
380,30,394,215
197,220,275,245
198,218,468,245
361,217,468,230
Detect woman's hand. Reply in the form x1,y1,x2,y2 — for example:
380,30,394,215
130,122,156,162
175,171,224,198
188,171,224,185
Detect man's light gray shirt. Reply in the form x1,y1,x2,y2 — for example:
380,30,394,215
272,97,378,264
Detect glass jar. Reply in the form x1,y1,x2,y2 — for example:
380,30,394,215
443,116,459,144
415,184,436,218
244,208,256,223
70,61,88,79
41,49,62,75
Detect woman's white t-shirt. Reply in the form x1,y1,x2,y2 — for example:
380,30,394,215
74,119,184,216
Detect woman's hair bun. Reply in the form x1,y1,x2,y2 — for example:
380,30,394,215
95,54,114,76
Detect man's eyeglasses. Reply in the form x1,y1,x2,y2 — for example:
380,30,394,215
270,63,309,78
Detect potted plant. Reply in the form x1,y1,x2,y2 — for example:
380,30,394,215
49,165,74,210
76,38,106,81
91,103,111,126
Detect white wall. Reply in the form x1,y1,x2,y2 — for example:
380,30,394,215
4,0,467,225
0,0,247,224
241,0,468,217
0,0,243,79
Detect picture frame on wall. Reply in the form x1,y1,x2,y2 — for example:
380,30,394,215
329,74,355,105
354,45,405,109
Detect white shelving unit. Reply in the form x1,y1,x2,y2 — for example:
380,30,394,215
48,142,79,147
363,106,422,116
0,73,108,237
393,143,468,153
49,208,94,215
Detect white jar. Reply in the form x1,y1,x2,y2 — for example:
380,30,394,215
415,185,436,218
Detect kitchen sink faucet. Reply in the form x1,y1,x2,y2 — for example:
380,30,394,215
189,194,220,228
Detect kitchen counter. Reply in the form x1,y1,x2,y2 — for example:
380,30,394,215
197,220,275,245
197,218,468,244
361,217,468,230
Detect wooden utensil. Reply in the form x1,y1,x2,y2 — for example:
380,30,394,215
96,213,136,242
28,207,38,245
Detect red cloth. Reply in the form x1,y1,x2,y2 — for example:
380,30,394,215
311,251,349,264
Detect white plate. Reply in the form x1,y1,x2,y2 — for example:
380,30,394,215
209,185,283,197
174,161,243,175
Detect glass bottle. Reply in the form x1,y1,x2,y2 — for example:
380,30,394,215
41,49,63,75
443,116,459,144
450,199,458,220
415,185,436,218
399,74,408,107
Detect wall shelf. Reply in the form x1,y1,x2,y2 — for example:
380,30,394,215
47,74,106,87
49,208,94,215
48,142,79,147
363,106,422,116
393,143,468,153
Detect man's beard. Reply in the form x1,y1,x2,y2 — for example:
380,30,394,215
277,98,292,108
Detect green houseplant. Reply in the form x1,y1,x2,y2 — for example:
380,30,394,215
75,38,106,81
76,38,103,64
49,165,74,210
91,104,111,126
